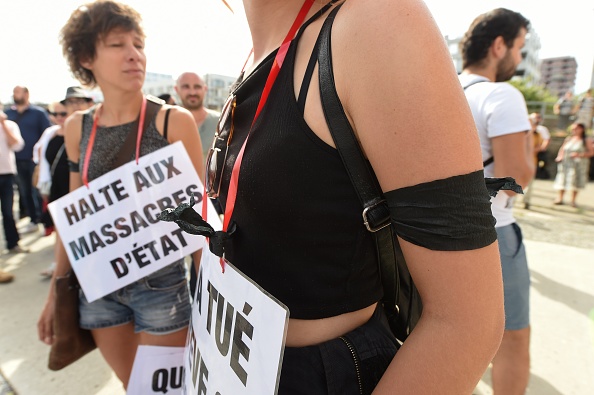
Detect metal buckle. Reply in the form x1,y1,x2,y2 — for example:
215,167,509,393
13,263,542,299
362,201,390,232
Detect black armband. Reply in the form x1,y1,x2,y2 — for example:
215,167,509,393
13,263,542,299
384,170,506,251
68,160,80,173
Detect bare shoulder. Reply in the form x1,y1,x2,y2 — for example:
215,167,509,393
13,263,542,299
157,105,197,140
157,105,204,177
337,0,440,58
333,0,483,191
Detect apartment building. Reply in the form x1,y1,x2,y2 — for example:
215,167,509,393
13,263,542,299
540,57,577,97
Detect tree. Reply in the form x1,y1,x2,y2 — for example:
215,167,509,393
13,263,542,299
507,79,557,103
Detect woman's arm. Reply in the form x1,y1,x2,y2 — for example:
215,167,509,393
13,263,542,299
334,1,503,393
37,112,84,345
0,117,24,150
555,139,568,162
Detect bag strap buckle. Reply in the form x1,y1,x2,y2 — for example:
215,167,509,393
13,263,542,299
362,200,391,232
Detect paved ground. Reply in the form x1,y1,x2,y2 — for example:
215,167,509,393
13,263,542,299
1,179,593,394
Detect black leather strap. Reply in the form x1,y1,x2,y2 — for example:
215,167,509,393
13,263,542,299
462,79,488,91
297,37,322,114
163,107,172,140
318,5,391,230
317,4,399,307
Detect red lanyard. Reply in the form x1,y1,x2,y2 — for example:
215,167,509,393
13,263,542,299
203,0,316,271
82,96,148,187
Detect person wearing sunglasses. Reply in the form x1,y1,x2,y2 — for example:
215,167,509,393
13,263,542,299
204,0,505,393
33,102,68,238
37,1,204,388
34,89,95,276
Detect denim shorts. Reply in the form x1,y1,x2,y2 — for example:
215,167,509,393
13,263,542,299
79,260,191,334
496,223,530,330
278,305,399,395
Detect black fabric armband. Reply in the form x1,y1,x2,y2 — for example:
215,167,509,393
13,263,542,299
68,160,80,173
384,170,500,251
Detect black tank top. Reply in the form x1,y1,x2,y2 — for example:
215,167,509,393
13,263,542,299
215,9,382,319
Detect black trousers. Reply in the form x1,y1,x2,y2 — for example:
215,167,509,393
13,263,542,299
278,306,399,395
15,159,41,223
0,174,20,249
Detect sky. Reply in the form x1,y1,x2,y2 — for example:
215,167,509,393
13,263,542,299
0,0,593,104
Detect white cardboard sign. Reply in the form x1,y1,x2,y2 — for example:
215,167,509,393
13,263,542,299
48,142,219,302
127,345,186,395
183,250,289,395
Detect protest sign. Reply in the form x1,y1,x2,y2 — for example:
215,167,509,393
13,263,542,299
183,250,289,395
48,142,219,302
127,345,185,395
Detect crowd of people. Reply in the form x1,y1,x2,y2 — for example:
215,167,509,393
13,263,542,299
0,0,593,394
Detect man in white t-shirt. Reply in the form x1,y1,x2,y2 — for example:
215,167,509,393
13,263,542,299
459,9,534,395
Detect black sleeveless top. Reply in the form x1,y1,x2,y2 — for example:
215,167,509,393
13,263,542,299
214,10,382,319
45,134,69,202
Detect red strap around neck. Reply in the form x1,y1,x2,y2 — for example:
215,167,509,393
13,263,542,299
203,0,316,271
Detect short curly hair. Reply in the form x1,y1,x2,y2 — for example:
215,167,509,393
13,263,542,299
60,0,145,87
460,8,530,70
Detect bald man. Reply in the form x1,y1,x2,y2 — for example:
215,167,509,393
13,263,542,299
175,72,220,158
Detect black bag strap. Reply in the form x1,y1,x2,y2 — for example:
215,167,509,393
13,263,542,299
462,80,493,168
50,143,66,177
317,4,400,309
111,96,162,169
462,79,488,91
163,107,172,140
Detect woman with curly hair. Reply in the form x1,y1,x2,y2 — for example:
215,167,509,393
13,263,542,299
37,0,203,387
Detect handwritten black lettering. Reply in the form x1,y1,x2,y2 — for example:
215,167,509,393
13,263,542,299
214,293,234,357
160,234,179,257
143,203,160,224
131,243,151,268
161,156,182,179
196,266,203,313
206,282,219,334
130,210,150,232
61,180,129,225
110,257,129,279
111,179,129,201
69,236,91,261
152,369,169,393
230,303,254,386
146,162,166,184
169,367,183,390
